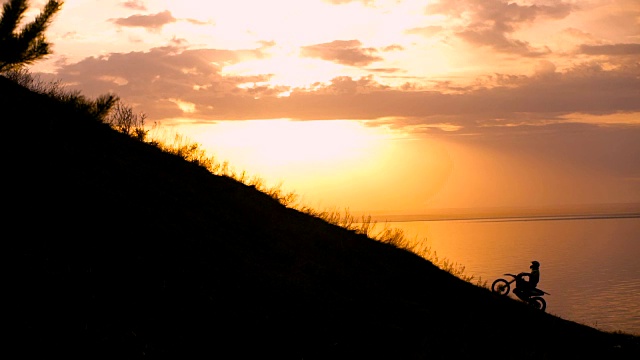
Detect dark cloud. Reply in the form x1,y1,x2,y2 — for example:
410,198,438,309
315,75,389,95
120,1,147,11
111,10,176,30
426,0,573,56
382,44,404,52
300,40,383,66
405,26,444,37
457,28,549,57
258,40,276,48
368,67,403,74
580,43,640,56
51,44,269,120
185,18,215,26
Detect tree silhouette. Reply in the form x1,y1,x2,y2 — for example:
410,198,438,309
0,0,63,72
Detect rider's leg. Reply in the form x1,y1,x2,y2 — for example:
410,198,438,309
513,284,530,300
513,287,523,299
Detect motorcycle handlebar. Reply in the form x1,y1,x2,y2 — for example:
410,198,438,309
504,273,525,279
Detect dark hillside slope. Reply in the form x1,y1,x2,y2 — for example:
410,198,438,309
5,76,638,359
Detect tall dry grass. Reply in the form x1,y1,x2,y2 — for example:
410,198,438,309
144,124,485,285
5,69,485,287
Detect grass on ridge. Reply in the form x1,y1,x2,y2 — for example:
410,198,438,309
144,121,485,285
4,68,486,288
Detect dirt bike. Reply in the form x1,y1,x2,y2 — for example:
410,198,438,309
491,273,550,312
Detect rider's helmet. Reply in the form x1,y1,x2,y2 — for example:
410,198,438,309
530,261,540,269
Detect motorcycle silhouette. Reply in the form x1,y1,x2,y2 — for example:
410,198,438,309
491,273,550,311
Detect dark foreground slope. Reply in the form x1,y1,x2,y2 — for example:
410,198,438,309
5,76,639,359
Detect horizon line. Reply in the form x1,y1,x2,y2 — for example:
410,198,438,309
368,212,640,223
356,202,640,223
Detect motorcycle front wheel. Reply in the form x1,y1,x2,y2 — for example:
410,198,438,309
491,279,511,296
529,297,547,312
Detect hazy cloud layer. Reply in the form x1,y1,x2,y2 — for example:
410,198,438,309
426,0,573,25
579,43,640,56
53,42,640,135
33,0,640,132
426,0,573,55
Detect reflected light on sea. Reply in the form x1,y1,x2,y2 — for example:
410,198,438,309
385,217,640,335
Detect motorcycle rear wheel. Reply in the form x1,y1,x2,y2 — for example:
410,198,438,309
491,279,511,296
530,297,546,312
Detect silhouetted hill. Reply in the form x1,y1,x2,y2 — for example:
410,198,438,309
5,75,638,359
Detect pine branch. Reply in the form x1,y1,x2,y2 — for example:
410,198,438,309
0,0,63,72
20,0,63,44
0,0,28,41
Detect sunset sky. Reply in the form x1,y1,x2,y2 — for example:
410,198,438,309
22,0,640,215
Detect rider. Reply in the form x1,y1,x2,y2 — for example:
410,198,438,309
514,261,540,298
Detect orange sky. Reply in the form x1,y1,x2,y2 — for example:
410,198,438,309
20,0,640,215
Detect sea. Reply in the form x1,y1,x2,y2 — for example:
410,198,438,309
378,214,640,336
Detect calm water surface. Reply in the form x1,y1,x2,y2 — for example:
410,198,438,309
385,217,640,335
